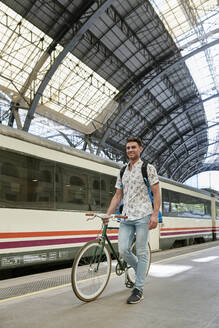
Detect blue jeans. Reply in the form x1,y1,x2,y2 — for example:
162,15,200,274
118,216,150,292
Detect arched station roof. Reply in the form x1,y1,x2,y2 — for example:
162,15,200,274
0,0,218,182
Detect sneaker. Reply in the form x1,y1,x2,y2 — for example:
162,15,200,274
127,288,144,304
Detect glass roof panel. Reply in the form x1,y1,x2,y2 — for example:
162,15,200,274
0,3,119,128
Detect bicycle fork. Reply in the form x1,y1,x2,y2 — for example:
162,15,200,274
91,225,108,272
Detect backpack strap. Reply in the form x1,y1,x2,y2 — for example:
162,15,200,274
119,164,127,188
141,161,149,187
142,161,162,223
142,161,154,204
120,165,127,180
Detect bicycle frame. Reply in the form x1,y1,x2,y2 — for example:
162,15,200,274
72,214,151,301
97,223,126,272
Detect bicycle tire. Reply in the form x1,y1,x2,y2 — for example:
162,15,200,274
71,239,112,302
127,241,151,285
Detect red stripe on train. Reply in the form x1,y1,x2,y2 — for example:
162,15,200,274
0,230,119,239
160,227,212,231
160,229,212,236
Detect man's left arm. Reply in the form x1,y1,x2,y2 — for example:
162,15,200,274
148,182,161,230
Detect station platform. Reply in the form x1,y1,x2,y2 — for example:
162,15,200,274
1,241,219,328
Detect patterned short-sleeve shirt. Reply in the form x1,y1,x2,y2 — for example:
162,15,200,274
115,159,159,220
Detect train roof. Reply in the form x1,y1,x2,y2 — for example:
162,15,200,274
159,175,217,198
1,125,217,199
0,125,121,170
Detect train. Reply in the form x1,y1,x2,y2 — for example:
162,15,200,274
0,125,218,274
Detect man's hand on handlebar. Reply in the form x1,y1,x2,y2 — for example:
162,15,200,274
102,214,110,225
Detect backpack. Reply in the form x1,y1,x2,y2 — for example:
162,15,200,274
119,161,163,223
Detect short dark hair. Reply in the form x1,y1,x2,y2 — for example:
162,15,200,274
126,136,142,147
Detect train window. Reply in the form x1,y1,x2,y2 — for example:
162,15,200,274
162,188,211,219
109,177,116,193
93,180,100,190
56,165,88,211
1,162,20,201
26,159,55,207
40,170,52,183
88,175,116,212
0,149,55,209
0,148,117,212
101,180,106,191
2,163,19,178
100,175,116,212
87,176,100,211
216,202,219,220
69,176,84,186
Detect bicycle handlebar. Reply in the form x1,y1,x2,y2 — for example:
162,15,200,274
85,213,128,219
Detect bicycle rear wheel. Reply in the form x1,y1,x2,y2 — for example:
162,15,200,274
127,241,151,285
71,239,111,302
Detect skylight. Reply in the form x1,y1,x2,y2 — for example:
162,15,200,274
0,3,119,131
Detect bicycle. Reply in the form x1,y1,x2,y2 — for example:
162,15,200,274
71,213,151,302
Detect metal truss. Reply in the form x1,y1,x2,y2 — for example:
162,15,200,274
158,122,219,175
179,157,219,183
106,2,158,64
96,38,218,151
179,0,218,93
140,96,205,156
142,93,218,160
171,140,219,180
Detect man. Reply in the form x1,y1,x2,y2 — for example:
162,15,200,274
105,136,161,304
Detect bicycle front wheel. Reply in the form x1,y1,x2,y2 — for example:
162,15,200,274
127,241,151,285
71,239,111,302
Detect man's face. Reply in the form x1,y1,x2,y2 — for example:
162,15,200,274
126,141,142,161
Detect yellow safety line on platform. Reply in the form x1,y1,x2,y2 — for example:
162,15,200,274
0,283,71,304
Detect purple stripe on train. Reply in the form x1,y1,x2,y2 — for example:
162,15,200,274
160,230,211,236
0,236,118,249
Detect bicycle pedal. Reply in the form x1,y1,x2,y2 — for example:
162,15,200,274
125,281,134,288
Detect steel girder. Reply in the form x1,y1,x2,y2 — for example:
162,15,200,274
158,122,219,175
171,140,219,180
180,158,219,183
158,136,209,180
106,2,161,64
141,93,218,160
96,38,218,151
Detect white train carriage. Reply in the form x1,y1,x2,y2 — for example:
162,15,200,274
0,125,218,271
0,125,120,270
159,177,216,249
